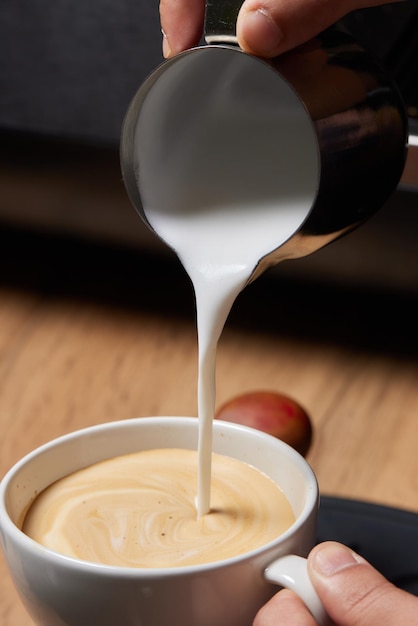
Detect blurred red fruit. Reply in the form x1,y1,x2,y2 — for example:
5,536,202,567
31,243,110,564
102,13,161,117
215,390,313,457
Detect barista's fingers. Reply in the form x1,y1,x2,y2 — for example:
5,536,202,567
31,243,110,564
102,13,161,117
160,0,205,58
253,589,318,626
236,0,394,58
308,542,418,626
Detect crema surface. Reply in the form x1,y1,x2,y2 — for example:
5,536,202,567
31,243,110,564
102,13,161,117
23,448,294,568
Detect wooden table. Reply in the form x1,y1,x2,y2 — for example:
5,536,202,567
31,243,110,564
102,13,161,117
1,225,418,624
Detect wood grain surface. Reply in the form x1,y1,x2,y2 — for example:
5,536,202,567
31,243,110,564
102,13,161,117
1,226,418,624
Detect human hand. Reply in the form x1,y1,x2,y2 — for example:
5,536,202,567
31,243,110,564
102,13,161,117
160,0,398,59
254,541,418,625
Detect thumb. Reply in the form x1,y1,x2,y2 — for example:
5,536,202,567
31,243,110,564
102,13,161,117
308,541,418,626
236,0,391,58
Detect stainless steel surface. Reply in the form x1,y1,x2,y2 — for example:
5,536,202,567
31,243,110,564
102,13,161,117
120,26,408,283
204,0,242,44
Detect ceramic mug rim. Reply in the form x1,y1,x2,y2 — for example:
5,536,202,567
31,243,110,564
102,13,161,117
0,416,318,578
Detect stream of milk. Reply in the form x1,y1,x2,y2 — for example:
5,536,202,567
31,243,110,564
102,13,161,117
134,48,319,516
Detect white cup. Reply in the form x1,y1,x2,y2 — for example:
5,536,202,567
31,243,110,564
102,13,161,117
0,417,328,626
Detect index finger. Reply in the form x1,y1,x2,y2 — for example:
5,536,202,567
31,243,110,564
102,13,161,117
160,0,206,57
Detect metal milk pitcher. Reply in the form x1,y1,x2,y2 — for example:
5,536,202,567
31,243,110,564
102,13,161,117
120,0,408,282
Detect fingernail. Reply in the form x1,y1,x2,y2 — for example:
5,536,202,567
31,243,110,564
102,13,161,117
239,8,283,55
312,543,363,577
162,30,171,58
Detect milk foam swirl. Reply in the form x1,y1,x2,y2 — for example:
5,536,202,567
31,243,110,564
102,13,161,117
23,449,294,568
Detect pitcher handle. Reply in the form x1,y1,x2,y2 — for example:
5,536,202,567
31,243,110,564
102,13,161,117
204,0,243,44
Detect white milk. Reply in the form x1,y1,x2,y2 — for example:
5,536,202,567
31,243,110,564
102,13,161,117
133,48,319,516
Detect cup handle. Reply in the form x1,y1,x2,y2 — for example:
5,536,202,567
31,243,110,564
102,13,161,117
264,554,331,626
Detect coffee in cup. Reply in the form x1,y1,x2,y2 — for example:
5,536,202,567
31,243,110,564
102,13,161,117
22,447,295,568
0,417,328,626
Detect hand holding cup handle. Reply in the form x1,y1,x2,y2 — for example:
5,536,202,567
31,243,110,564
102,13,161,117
265,553,330,625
